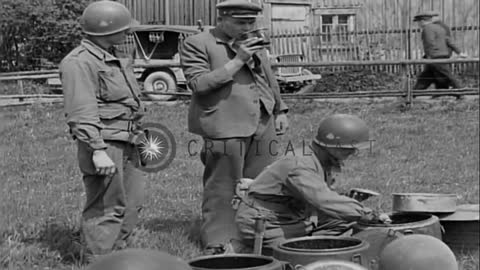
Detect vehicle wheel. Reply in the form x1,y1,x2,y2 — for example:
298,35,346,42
143,71,176,101
296,69,317,94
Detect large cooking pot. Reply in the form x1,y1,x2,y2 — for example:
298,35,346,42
272,236,370,269
392,193,457,213
188,254,288,270
438,204,480,253
353,212,442,239
352,212,442,270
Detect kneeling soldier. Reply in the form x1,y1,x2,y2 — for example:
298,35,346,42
234,114,391,255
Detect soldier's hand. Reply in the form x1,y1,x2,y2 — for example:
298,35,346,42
92,150,116,176
235,37,266,62
378,213,392,224
458,52,468,58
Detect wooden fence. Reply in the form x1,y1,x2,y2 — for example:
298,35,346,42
116,0,479,62
269,0,479,66
269,25,480,74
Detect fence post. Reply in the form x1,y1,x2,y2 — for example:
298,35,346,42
17,80,24,95
402,63,412,108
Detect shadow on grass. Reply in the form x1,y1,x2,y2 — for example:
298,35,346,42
35,222,87,266
142,217,202,246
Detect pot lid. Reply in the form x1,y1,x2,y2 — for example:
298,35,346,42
438,204,479,221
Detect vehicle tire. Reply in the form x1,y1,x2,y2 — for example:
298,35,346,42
143,71,176,101
296,69,317,94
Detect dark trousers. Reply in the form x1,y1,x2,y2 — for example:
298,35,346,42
199,113,278,248
77,140,146,255
414,62,463,91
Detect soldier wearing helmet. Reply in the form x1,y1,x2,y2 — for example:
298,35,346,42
233,114,391,255
59,0,146,258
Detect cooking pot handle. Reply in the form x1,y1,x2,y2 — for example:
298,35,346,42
440,224,446,234
278,260,298,270
352,254,362,265
387,228,401,238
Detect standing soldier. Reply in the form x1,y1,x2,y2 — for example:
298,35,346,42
180,0,289,255
59,0,146,258
413,11,468,99
234,114,392,255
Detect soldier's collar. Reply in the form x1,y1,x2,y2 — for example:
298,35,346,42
81,39,118,61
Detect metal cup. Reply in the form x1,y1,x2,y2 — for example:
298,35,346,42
239,28,271,46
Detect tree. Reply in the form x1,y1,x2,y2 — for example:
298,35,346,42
0,0,90,72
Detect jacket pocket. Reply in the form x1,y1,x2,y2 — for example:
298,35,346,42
98,68,131,102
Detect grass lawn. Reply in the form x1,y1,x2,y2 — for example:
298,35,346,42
0,97,479,269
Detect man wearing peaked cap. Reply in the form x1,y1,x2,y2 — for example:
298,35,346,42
413,10,438,22
412,10,468,99
181,0,289,256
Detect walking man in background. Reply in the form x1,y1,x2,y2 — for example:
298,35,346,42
413,11,468,99
60,0,146,259
181,0,289,255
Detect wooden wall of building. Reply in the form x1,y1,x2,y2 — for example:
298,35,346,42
117,0,479,62
116,0,222,25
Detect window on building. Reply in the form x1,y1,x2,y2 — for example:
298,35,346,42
337,15,350,43
321,15,334,43
319,14,354,44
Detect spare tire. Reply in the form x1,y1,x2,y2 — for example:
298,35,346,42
143,71,176,101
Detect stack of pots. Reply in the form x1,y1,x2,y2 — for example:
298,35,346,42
389,193,479,253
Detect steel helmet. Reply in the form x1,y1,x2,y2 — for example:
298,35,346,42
80,0,134,36
86,248,193,270
378,234,458,270
313,114,370,149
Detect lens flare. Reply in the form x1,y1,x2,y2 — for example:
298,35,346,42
139,135,164,161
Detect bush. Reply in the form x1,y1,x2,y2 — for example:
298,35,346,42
311,65,479,93
0,0,90,72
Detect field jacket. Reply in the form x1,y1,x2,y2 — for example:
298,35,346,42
236,153,374,225
60,39,145,150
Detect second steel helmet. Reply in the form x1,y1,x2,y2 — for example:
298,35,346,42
313,114,370,149
378,234,458,270
80,0,134,36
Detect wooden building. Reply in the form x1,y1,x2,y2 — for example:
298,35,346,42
117,0,479,62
